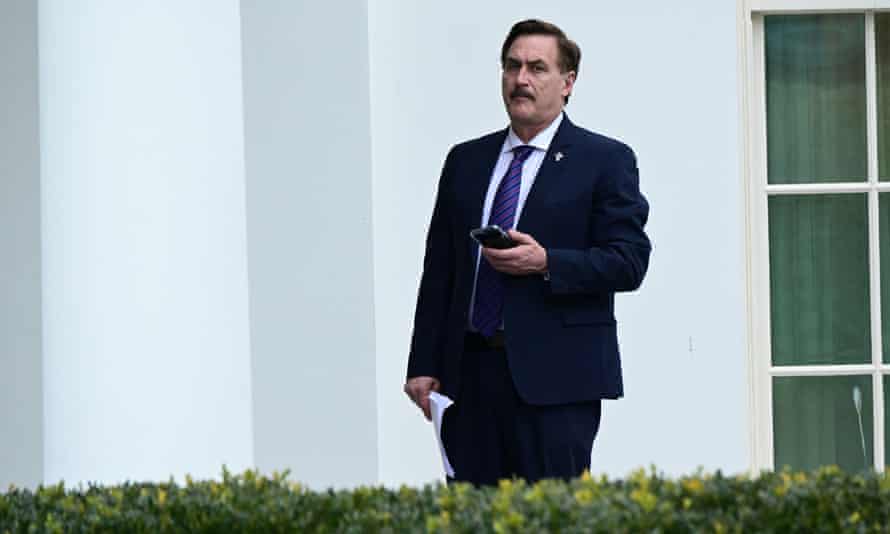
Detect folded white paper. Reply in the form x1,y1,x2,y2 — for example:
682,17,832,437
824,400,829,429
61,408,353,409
428,391,455,477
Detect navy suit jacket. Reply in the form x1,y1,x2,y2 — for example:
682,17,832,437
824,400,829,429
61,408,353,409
407,115,650,405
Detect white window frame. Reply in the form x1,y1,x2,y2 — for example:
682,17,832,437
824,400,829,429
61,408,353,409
739,0,890,472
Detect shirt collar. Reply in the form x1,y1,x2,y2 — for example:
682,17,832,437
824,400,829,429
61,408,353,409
503,112,564,154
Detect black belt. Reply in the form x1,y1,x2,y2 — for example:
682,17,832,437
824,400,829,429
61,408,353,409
464,330,506,350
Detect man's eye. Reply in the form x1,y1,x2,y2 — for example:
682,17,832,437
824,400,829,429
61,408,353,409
533,64,546,73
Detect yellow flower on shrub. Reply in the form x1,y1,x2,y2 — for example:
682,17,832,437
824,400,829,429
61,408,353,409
524,484,544,503
683,478,703,494
574,489,593,504
774,472,792,497
630,488,657,512
493,511,525,534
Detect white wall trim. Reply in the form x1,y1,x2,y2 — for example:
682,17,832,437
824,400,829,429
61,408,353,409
741,9,776,472
738,0,760,475
864,11,885,471
771,364,877,376
749,0,880,12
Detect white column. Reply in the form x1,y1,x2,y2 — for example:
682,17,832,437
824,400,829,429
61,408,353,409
0,0,42,490
240,0,379,488
39,1,254,484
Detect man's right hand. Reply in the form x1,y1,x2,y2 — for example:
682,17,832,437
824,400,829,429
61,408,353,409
404,376,440,421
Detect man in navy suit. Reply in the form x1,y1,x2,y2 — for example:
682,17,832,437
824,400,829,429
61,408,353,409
404,19,650,486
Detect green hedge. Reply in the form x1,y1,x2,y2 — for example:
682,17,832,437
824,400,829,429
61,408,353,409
2,466,889,533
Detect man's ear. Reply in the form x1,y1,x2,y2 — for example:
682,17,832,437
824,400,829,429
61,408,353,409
562,70,576,98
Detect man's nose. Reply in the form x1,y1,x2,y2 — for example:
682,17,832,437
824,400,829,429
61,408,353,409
516,65,531,85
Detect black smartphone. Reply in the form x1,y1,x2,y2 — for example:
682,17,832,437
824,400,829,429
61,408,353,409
470,225,516,249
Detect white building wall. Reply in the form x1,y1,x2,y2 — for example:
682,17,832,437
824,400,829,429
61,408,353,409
0,0,749,489
39,0,255,484
369,1,748,485
0,0,42,490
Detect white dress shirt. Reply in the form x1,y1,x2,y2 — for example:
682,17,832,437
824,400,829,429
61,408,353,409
468,112,564,330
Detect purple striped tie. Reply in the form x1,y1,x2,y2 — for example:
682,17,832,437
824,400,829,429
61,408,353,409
472,145,535,338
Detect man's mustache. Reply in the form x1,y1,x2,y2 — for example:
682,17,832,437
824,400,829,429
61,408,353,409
510,89,534,100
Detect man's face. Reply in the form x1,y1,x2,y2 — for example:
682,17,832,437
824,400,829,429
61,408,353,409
501,34,575,130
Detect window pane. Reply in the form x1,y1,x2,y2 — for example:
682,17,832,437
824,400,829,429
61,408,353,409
774,375,873,472
881,194,890,363
886,379,890,468
878,14,890,180
765,15,867,184
769,195,870,365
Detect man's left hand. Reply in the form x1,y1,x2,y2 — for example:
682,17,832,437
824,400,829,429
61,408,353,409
481,230,547,275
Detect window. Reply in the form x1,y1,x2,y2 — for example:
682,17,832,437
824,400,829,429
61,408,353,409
744,8,890,471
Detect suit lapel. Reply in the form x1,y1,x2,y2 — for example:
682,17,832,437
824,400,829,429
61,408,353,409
466,130,508,228
516,116,576,233
460,129,508,263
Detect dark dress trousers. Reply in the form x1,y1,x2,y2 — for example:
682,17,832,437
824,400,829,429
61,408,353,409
407,115,650,484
